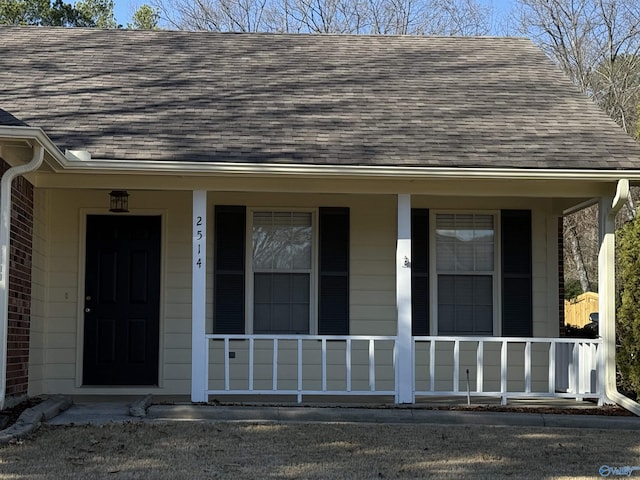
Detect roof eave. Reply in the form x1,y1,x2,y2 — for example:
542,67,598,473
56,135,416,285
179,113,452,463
59,157,640,182
1,126,639,182
0,126,67,170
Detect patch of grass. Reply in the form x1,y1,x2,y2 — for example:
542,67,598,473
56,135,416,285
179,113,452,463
0,422,638,479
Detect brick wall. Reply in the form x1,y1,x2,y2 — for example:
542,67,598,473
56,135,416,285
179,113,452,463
0,159,34,398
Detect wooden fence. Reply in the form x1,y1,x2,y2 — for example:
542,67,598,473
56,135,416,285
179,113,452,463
564,292,598,328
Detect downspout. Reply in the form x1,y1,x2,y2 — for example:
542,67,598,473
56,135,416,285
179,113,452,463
0,144,44,411
599,179,640,415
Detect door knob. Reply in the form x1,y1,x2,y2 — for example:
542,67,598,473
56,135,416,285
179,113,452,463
85,307,91,313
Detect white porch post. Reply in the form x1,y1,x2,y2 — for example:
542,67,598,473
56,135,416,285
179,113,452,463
396,194,414,404
596,180,640,414
596,182,640,415
598,196,614,405
191,190,207,402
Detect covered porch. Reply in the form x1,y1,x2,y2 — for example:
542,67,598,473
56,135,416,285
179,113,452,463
188,188,623,407
0,138,632,413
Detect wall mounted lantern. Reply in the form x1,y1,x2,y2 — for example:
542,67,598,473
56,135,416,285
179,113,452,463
109,190,129,213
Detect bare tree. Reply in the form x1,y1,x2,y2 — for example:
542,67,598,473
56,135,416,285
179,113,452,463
284,0,363,33
151,0,492,34
420,0,493,36
156,0,275,31
564,206,599,294
513,0,640,138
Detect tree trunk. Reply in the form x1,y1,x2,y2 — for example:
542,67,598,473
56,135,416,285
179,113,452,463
566,222,591,293
626,190,636,221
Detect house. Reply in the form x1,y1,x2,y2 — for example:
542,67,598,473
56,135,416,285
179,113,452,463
0,26,638,411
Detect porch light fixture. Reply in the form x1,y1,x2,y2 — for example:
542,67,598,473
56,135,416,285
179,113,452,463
109,190,129,213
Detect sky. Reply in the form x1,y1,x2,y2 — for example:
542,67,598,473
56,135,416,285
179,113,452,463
113,0,514,30
114,0,141,26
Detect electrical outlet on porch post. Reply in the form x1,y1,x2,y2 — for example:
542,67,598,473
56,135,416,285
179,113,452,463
396,194,414,404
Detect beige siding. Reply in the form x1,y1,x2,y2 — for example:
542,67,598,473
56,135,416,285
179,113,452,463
349,195,397,336
29,188,49,395
31,188,562,396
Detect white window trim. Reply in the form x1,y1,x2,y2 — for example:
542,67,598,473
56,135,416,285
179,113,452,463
245,207,319,335
429,210,502,336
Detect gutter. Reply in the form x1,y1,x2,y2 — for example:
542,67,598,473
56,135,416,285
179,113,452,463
0,144,44,411
3,125,640,182
43,159,640,182
600,179,640,415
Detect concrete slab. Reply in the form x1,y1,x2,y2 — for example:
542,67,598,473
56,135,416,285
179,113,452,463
48,401,141,426
43,396,640,431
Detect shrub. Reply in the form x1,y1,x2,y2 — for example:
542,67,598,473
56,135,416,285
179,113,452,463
563,323,597,339
564,278,583,300
616,217,640,398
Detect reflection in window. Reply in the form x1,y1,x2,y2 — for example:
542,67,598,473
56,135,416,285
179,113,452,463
436,213,494,335
252,212,312,334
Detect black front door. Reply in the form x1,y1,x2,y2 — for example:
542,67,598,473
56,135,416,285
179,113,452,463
83,215,161,386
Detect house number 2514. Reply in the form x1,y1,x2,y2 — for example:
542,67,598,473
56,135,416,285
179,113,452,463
194,215,203,269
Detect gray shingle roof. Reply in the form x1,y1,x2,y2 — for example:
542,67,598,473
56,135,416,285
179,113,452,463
1,26,639,169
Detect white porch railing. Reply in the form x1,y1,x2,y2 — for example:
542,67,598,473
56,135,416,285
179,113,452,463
413,336,602,404
202,334,602,404
204,334,397,403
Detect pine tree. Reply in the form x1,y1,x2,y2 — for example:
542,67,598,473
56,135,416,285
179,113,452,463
128,4,159,30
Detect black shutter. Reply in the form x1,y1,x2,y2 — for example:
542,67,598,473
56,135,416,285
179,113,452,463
318,207,349,335
411,209,429,335
501,210,533,337
213,205,246,334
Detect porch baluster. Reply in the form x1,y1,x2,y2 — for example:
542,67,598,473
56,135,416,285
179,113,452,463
453,340,460,393
525,341,532,393
548,341,556,394
476,341,484,393
322,338,327,392
249,337,254,392
369,339,375,392
429,340,435,392
273,339,278,391
346,338,352,392
590,342,598,395
297,339,303,403
224,337,230,391
500,341,507,404
572,341,580,394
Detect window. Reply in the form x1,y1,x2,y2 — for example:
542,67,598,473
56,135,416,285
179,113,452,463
251,211,313,334
213,205,349,335
434,213,496,335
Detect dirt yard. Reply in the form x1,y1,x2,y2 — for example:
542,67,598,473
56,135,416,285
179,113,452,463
0,421,638,479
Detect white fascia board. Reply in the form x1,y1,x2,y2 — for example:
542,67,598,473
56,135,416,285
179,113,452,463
2,125,640,182
57,159,640,182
